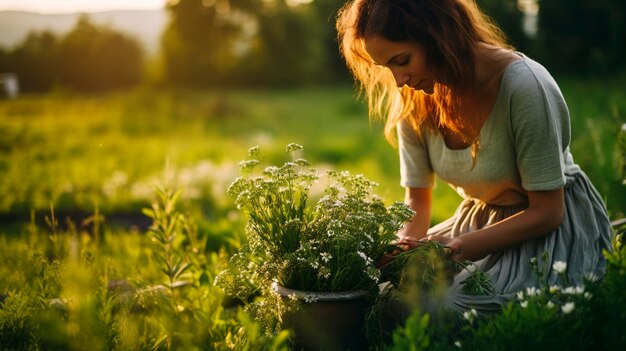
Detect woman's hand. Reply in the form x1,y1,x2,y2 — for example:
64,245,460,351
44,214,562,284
376,236,421,268
423,234,465,260
395,236,422,252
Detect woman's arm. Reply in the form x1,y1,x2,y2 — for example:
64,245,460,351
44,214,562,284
430,187,565,261
397,187,432,241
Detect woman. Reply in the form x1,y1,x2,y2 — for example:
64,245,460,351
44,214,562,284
336,0,613,315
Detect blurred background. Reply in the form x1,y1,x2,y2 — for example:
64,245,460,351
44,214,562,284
0,0,625,234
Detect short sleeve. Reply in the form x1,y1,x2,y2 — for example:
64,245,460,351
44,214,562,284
509,63,568,191
397,119,435,188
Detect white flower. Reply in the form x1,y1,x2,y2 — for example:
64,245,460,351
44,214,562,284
585,273,599,282
287,293,298,301
561,302,575,314
304,294,319,303
547,301,555,308
562,287,576,295
575,286,585,294
465,263,477,273
516,291,525,300
463,311,474,322
549,285,560,294
622,123,626,132
553,261,567,274
357,251,373,265
526,286,540,297
584,292,593,300
320,252,332,263
454,340,462,348
520,301,529,308
530,257,537,264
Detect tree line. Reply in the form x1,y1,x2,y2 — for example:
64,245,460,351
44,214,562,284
1,0,625,93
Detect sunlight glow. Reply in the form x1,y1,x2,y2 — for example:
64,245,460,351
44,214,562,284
0,0,167,14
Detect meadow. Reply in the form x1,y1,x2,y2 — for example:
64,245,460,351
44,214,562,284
0,80,625,349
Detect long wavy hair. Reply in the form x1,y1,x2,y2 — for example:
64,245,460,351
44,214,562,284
337,0,511,155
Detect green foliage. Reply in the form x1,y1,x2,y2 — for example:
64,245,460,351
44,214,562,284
218,144,415,293
536,0,626,75
3,31,59,92
476,0,528,51
160,0,347,87
1,15,144,93
386,233,626,351
0,191,289,350
387,312,430,351
58,15,144,92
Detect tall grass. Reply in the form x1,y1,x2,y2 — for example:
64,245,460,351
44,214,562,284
0,81,624,349
0,81,623,229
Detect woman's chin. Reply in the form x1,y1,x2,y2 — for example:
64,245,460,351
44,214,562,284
421,86,434,95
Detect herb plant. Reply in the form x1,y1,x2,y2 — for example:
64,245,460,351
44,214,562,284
217,144,415,294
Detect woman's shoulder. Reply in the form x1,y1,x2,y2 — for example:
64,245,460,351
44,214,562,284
500,52,562,104
501,53,561,95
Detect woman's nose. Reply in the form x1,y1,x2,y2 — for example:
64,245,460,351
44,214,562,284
392,70,409,88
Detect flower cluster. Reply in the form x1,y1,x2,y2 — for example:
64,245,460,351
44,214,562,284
216,144,415,295
515,259,595,315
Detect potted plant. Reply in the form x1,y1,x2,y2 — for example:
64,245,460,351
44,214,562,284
215,144,492,350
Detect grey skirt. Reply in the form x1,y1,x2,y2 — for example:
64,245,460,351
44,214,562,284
427,171,614,314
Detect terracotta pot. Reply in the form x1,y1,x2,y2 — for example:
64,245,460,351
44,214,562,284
272,283,372,351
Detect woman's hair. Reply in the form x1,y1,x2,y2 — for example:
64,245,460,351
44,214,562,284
337,0,511,152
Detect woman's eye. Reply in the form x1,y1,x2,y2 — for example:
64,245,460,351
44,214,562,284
395,57,410,66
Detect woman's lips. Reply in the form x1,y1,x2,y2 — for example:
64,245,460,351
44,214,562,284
411,79,434,95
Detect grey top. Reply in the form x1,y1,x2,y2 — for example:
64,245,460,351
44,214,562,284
398,54,581,207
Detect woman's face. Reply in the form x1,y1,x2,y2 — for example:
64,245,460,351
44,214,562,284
363,35,435,94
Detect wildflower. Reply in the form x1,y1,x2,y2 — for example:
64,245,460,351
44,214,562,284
552,261,567,274
585,273,598,282
454,341,462,348
584,292,593,300
516,291,525,300
526,286,540,297
239,159,260,170
465,263,477,273
288,293,298,301
549,285,560,294
547,301,555,308
575,286,585,294
320,252,332,263
357,251,373,265
530,257,537,264
562,287,576,295
304,294,319,303
520,301,529,308
176,305,185,312
463,311,473,322
286,143,303,152
366,266,381,282
561,302,575,314
463,308,478,322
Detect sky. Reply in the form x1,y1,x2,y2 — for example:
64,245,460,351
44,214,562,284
0,0,167,13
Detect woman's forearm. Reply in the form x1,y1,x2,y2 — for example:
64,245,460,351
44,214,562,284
397,187,432,240
457,188,565,261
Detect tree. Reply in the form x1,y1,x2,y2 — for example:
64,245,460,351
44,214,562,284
6,31,59,92
536,0,626,75
160,0,255,87
58,15,144,91
476,0,529,52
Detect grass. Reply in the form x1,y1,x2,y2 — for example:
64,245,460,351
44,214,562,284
2,80,622,232
0,80,624,348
